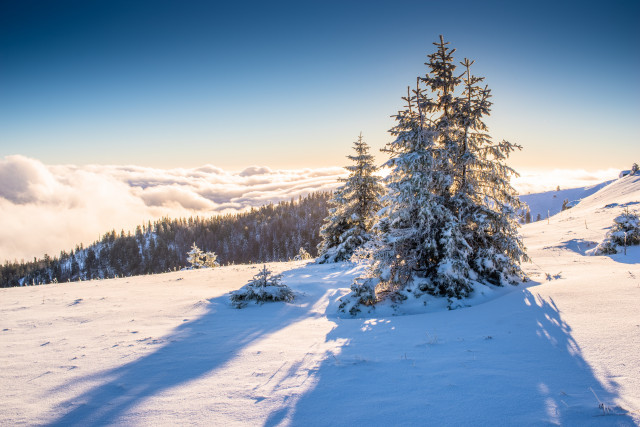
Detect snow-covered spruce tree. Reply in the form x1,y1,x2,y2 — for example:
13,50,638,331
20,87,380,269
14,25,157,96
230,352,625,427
187,244,220,268
449,55,528,288
294,247,312,261
591,208,640,255
187,243,204,268
340,36,527,314
203,251,220,268
229,265,294,308
316,187,348,260
317,133,385,263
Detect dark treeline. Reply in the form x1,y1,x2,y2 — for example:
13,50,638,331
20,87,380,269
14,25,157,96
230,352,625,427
1,192,331,288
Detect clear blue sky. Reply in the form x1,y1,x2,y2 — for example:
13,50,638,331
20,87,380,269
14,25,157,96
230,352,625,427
1,0,638,170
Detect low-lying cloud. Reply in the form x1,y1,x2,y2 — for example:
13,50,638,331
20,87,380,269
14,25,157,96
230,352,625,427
0,155,622,262
0,155,345,262
512,168,620,194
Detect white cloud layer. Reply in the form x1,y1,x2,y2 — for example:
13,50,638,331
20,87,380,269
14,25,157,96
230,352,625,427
0,155,622,262
0,155,345,262
512,168,620,194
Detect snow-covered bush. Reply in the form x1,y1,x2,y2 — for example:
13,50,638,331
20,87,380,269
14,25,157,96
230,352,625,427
202,251,220,268
293,247,312,261
187,243,220,268
229,265,294,308
591,209,640,255
187,243,204,268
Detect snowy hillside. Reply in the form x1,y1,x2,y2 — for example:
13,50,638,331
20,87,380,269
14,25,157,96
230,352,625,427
520,179,614,222
1,175,639,425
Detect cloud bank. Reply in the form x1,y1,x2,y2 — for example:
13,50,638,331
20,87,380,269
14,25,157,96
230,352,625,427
512,168,620,195
0,155,345,262
0,155,622,262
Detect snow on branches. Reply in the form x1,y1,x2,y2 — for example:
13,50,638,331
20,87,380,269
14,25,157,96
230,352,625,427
229,265,294,308
317,133,385,263
340,36,528,314
187,243,220,269
590,208,640,255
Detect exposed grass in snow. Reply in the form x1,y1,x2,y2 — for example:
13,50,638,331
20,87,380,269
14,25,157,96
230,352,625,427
1,175,639,426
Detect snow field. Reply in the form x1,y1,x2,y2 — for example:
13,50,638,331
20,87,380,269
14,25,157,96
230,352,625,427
1,174,639,425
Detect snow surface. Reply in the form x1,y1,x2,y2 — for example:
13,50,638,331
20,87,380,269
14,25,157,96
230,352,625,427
520,179,615,221
1,175,639,426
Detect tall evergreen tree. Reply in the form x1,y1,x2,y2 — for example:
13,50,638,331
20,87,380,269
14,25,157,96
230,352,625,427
317,133,385,263
447,54,528,289
340,36,527,314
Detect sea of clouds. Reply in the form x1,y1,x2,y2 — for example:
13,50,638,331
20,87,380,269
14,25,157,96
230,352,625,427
0,155,620,262
0,155,345,262
512,168,620,195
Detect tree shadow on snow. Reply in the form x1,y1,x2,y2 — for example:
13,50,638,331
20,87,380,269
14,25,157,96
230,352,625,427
557,238,599,255
607,246,640,265
286,283,636,426
44,264,330,427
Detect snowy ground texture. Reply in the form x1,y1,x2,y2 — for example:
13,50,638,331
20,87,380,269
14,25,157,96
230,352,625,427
2,175,639,426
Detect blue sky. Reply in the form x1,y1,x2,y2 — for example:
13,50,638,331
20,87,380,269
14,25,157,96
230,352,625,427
1,0,638,170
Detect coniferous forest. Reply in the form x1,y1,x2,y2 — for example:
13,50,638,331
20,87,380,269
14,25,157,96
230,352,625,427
0,192,330,287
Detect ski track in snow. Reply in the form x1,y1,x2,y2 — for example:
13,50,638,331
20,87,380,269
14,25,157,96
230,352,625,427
1,175,639,426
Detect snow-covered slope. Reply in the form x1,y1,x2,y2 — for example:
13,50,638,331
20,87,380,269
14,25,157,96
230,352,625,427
520,179,614,222
1,175,639,426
